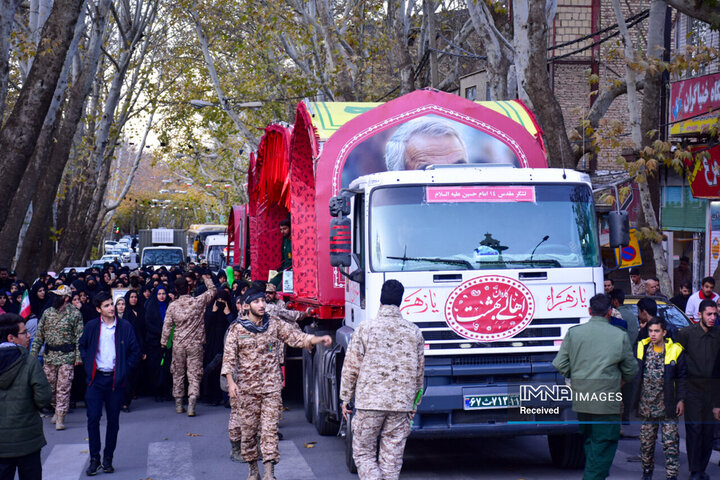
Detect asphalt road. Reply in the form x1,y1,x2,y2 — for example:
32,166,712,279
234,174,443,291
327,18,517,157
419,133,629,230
38,394,720,480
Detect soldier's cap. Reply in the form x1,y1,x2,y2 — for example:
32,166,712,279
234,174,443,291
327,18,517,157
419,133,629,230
245,287,265,304
265,283,277,293
50,285,72,297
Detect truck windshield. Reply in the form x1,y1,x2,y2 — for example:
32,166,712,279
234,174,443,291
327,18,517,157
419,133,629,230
142,249,183,266
370,184,600,272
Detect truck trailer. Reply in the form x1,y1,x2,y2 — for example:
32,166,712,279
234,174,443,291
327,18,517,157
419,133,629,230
241,89,627,470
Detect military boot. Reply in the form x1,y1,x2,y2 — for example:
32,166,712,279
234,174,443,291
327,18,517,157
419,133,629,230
641,468,653,480
247,461,261,480
175,398,185,414
55,415,66,431
230,440,243,463
187,395,197,417
51,413,57,424
262,461,276,480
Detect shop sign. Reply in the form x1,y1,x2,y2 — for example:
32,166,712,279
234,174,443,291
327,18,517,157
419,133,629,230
686,145,720,199
670,72,720,135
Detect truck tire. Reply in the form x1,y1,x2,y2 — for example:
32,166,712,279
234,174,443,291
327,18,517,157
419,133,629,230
345,414,358,473
548,433,585,469
302,348,314,423
313,346,339,435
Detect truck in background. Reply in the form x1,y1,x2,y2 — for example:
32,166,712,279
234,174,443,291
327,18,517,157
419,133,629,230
240,89,628,471
138,228,187,269
203,234,230,271
187,224,226,261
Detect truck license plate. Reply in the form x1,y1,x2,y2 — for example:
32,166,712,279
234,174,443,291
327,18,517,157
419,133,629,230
464,394,520,410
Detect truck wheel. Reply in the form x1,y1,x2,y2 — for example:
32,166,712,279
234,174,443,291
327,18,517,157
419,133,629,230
313,346,339,435
302,348,314,423
345,414,358,473
548,433,585,469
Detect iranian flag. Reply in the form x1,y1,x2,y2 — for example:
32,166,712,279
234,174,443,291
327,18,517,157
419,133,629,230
19,291,31,319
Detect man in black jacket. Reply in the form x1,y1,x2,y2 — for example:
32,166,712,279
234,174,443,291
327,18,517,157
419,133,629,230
0,313,51,480
677,299,720,480
79,291,141,476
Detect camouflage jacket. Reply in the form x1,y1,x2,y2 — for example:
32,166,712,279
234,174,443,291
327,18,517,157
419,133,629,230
30,304,84,365
221,314,314,394
161,276,216,348
340,305,425,412
265,302,305,324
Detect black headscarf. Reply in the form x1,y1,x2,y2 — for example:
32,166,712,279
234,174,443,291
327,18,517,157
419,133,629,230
144,285,170,345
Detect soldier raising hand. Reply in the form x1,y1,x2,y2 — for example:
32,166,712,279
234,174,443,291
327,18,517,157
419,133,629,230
222,287,330,480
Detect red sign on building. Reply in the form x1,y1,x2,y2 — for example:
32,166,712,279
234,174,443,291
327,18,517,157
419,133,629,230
670,72,720,135
686,145,720,199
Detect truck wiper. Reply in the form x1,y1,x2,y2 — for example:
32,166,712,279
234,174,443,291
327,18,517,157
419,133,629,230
475,258,562,267
387,255,474,270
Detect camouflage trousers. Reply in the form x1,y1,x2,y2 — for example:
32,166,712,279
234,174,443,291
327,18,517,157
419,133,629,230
171,344,204,398
44,363,74,416
640,416,679,477
352,409,411,480
238,391,282,464
228,394,242,442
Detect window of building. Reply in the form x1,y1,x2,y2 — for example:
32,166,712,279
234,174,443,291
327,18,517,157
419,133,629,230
465,86,477,101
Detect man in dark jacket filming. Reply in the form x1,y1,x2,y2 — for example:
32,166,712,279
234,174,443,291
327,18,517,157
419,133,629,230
79,291,141,476
0,312,51,480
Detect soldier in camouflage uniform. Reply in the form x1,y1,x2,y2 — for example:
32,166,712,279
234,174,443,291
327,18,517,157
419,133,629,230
227,294,248,462
161,274,216,417
340,280,425,480
222,287,331,480
633,318,687,480
30,285,83,431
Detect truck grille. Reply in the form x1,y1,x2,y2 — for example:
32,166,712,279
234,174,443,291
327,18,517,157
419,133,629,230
418,318,581,355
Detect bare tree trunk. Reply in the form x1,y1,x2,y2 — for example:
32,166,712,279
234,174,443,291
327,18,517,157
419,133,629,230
190,6,259,148
54,0,159,269
466,0,513,100
612,0,671,294
15,0,111,278
514,0,574,169
388,0,414,95
0,0,85,231
0,7,86,267
665,0,720,27
0,0,23,120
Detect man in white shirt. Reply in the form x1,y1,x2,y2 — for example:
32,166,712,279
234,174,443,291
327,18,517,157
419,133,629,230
685,277,719,322
79,292,140,476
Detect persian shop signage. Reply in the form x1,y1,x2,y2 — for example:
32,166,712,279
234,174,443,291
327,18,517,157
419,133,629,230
670,72,720,136
687,145,720,199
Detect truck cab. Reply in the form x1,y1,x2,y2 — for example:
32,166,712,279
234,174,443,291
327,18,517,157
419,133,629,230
328,166,603,469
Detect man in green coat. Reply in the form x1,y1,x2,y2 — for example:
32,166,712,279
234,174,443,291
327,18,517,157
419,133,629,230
0,312,52,479
553,294,638,480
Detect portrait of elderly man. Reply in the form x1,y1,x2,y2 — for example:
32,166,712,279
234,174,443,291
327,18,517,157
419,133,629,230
385,117,468,171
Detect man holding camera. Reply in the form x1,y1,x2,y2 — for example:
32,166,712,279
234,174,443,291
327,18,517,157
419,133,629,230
161,273,216,417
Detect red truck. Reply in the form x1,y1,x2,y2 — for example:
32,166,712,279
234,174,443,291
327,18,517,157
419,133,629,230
229,89,614,470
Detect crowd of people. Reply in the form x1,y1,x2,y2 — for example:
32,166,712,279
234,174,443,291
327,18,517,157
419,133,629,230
557,271,720,480
0,260,306,479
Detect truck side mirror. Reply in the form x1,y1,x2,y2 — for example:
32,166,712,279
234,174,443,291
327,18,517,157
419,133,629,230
329,194,351,217
608,211,630,248
330,216,351,267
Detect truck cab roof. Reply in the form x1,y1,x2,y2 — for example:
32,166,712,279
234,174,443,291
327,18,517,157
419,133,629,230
348,166,591,191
